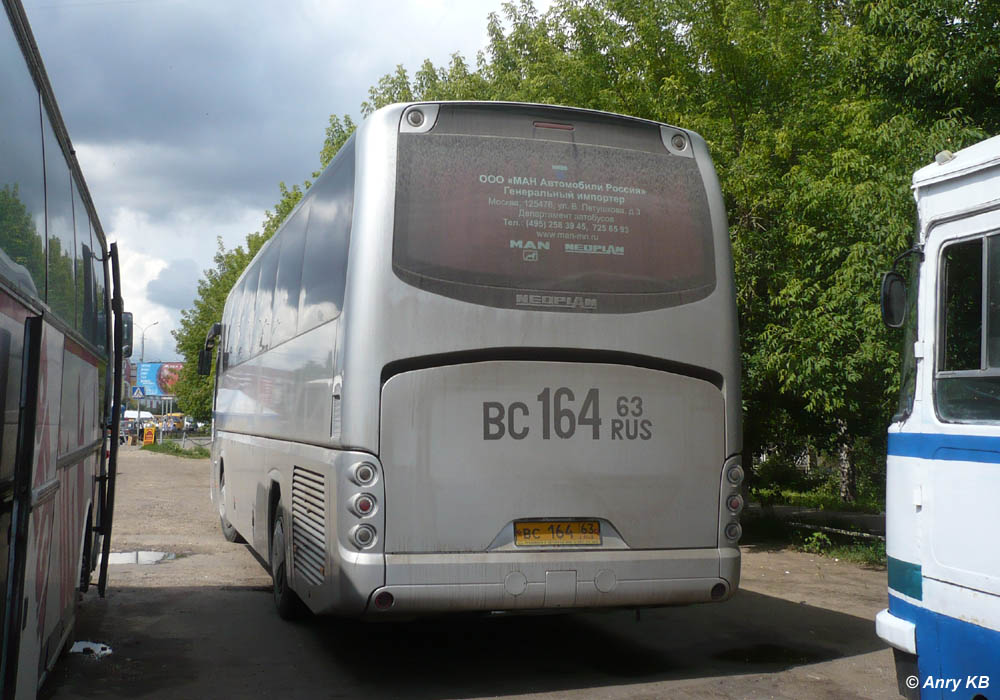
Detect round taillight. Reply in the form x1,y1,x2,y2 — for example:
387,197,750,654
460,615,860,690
727,494,744,513
374,591,394,610
352,524,376,549
353,462,376,486
354,493,376,516
726,465,744,486
406,109,424,127
725,522,742,541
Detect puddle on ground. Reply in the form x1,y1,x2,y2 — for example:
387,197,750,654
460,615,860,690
70,641,112,659
100,551,176,566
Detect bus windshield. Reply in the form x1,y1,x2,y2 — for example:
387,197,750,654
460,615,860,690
392,105,716,313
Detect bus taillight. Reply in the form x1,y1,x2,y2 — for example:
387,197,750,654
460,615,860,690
351,494,376,517
351,462,377,486
727,465,744,486
351,524,376,549
726,495,743,514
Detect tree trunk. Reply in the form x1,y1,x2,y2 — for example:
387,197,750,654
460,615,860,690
838,440,856,503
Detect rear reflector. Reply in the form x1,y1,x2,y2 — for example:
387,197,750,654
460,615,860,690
533,121,574,130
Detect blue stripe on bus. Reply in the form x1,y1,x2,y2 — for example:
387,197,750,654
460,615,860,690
888,594,1000,697
887,556,922,601
887,432,1000,464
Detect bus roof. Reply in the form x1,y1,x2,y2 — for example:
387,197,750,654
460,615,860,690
913,134,1000,239
913,134,1000,189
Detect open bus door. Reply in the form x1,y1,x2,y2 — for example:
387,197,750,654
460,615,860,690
97,243,127,596
0,315,42,699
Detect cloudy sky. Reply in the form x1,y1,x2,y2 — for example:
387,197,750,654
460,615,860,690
25,0,551,361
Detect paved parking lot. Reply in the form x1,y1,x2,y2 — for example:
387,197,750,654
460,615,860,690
42,448,898,699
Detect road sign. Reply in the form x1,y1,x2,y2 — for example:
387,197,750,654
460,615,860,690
131,386,145,399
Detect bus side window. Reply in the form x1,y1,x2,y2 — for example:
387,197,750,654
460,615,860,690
92,239,107,352
253,242,279,353
0,27,46,298
228,276,247,365
43,116,76,324
220,301,231,371
237,264,259,365
270,202,308,348
72,182,93,335
987,235,1000,367
298,139,354,333
941,238,983,371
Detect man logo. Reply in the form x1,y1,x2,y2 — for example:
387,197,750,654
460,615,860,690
510,240,550,250
523,250,538,262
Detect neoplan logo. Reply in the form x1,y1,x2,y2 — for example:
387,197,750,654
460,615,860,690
565,243,625,256
515,294,598,311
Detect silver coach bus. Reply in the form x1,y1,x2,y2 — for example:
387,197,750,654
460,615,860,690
200,102,743,619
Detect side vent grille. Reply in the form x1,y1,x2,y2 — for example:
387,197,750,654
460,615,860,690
291,466,326,587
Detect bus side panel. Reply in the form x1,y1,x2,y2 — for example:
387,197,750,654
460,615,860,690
39,340,99,674
215,431,384,615
218,432,255,541
884,445,924,599
15,322,62,695
927,455,1000,596
216,321,336,446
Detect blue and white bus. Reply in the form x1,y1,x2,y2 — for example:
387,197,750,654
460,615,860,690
878,135,1000,698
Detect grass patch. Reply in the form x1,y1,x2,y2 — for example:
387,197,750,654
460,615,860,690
140,441,210,459
827,540,887,567
742,514,887,568
751,486,883,514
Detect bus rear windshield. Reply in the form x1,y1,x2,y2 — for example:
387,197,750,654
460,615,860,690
392,108,716,313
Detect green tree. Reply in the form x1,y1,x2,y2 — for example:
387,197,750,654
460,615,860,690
355,0,995,501
176,0,1000,502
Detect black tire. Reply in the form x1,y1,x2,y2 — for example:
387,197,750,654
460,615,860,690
218,468,244,543
270,509,304,620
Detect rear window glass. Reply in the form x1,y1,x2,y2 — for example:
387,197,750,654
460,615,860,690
392,108,715,313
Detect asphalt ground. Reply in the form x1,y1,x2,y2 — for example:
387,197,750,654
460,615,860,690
41,447,899,699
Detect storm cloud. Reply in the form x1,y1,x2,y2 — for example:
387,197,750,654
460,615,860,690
23,0,544,359
146,257,200,311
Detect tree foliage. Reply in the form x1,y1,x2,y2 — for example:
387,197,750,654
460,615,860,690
173,0,1000,500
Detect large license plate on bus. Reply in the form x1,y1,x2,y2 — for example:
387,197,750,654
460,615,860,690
514,520,601,546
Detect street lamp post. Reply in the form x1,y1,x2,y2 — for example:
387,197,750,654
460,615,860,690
139,320,159,363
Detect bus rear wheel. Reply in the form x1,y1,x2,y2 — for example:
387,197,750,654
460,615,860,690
270,508,304,620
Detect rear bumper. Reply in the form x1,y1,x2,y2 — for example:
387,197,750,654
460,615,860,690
365,546,740,615
876,608,917,654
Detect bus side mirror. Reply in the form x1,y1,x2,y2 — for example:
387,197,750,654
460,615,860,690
881,271,907,328
198,322,222,376
122,312,133,358
197,348,212,376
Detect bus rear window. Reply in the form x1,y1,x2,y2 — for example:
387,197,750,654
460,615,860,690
392,108,716,313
